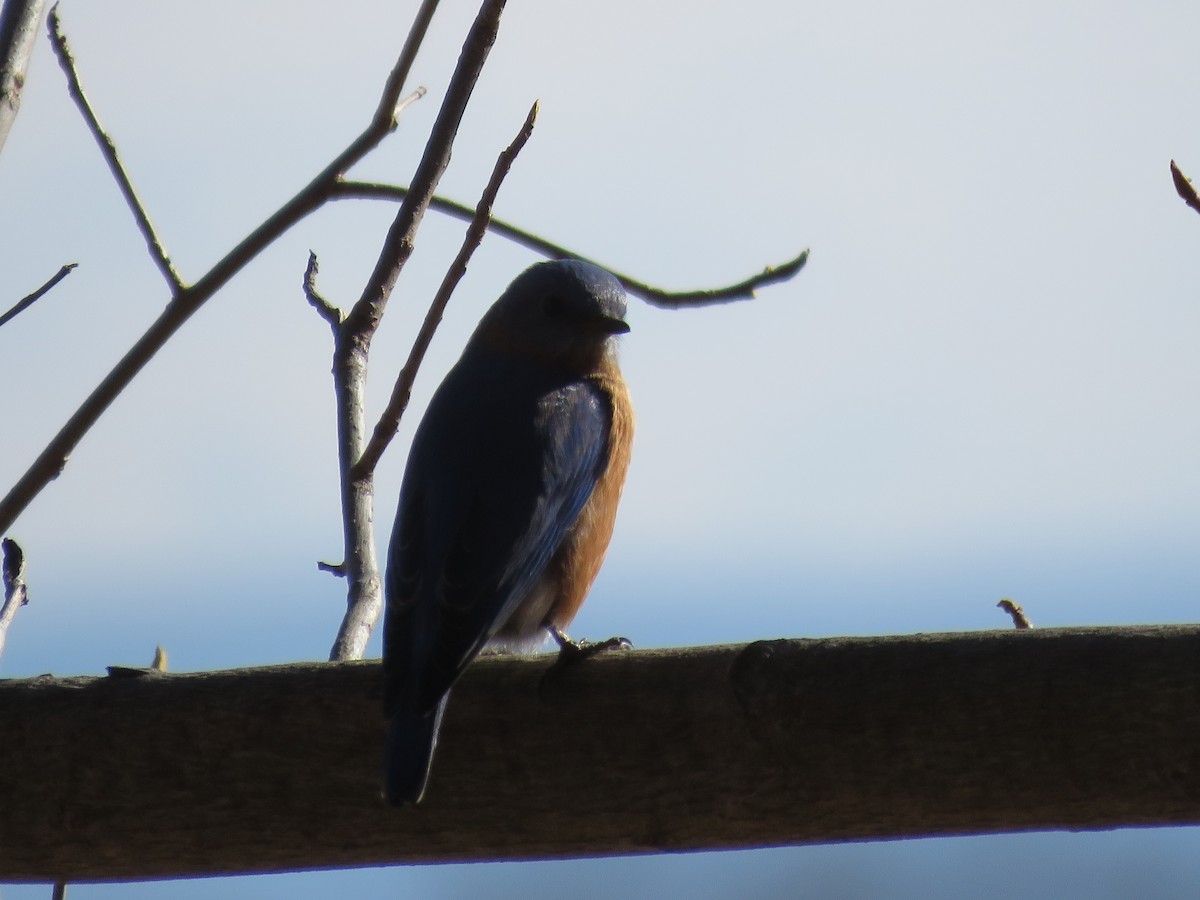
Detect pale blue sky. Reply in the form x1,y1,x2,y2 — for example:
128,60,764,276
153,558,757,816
3,0,1200,896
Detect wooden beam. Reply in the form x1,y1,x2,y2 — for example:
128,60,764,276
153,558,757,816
2,625,1200,882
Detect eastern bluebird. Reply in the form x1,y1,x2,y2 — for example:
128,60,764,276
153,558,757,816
382,259,635,806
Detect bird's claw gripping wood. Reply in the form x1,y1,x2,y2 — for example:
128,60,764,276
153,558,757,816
549,624,633,666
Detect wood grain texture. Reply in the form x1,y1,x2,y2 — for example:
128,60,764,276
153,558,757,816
2,625,1200,882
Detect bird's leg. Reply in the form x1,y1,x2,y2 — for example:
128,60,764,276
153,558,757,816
548,624,632,666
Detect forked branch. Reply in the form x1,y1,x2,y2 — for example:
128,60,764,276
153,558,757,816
49,9,182,291
324,0,512,663
0,3,440,536
355,100,540,481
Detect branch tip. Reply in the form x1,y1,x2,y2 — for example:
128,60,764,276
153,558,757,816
0,262,79,329
1170,159,1200,215
303,252,343,327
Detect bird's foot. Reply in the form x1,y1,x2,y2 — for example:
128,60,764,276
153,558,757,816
548,625,632,667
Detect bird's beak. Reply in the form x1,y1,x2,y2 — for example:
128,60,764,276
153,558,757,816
596,315,630,335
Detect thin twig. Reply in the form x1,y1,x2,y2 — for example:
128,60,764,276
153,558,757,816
333,180,809,307
374,0,440,130
0,537,29,663
48,8,183,292
326,0,509,663
0,0,49,152
303,253,342,328
627,251,809,307
343,0,507,336
186,84,427,299
1170,160,1200,216
0,8,437,537
356,100,539,480
0,262,77,329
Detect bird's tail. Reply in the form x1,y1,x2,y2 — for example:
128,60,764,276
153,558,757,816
384,696,448,806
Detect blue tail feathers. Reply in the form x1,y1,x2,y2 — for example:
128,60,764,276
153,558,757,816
384,698,447,806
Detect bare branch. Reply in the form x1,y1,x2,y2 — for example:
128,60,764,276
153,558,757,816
55,0,431,294
334,180,809,307
48,9,183,292
0,5,438,536
342,0,508,337
1170,159,1200,216
325,0,509,664
355,100,539,480
0,262,76,329
625,250,808,307
303,252,342,328
2,626,1200,879
0,537,29,663
0,0,48,152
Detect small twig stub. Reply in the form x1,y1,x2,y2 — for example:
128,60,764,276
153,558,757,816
997,598,1033,629
0,537,30,662
2,537,26,599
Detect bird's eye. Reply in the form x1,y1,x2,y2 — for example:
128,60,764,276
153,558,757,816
541,294,565,317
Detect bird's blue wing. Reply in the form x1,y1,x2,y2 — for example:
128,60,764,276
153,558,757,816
384,352,611,717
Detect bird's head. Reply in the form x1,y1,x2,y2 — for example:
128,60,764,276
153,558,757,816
473,260,629,372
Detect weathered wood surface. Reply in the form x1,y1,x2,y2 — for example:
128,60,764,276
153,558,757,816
2,626,1199,882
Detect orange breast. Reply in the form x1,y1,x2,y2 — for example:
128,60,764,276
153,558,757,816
545,364,635,630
